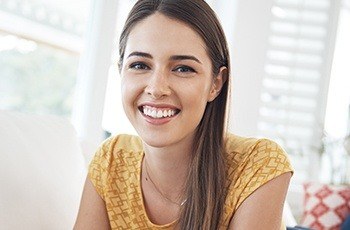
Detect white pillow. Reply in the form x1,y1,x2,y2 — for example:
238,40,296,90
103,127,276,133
0,110,86,230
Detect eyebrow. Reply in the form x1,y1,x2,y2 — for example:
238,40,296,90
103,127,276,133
127,51,202,64
170,55,202,64
127,51,152,59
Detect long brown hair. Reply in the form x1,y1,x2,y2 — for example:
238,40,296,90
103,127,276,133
118,1,230,229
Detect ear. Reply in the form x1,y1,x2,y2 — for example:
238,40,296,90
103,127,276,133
208,66,228,102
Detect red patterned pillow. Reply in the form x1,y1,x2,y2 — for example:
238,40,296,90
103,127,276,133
301,183,350,230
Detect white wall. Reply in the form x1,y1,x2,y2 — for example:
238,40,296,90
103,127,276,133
72,0,119,153
228,0,274,136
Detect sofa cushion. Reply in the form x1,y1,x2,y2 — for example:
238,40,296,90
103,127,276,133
0,110,86,229
301,182,350,229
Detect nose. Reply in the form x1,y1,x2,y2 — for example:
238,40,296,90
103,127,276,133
144,70,171,99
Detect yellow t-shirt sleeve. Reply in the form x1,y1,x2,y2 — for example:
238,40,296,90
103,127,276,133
88,137,114,200
232,138,293,210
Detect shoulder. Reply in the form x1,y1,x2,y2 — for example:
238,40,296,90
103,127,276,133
90,134,143,172
88,134,143,199
224,133,259,160
98,134,143,154
88,134,143,176
224,133,292,171
223,133,293,212
114,134,143,151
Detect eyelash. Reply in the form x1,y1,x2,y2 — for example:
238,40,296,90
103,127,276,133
128,62,196,75
129,62,149,70
173,65,196,74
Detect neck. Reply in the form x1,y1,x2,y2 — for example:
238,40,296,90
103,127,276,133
142,134,193,198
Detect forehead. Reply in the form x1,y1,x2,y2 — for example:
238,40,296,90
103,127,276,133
124,12,208,58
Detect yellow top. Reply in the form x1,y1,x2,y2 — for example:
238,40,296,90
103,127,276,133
89,133,293,229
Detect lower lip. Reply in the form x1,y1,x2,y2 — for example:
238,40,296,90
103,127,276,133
140,111,177,125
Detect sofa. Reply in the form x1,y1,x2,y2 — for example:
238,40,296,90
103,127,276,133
0,110,89,229
0,110,300,229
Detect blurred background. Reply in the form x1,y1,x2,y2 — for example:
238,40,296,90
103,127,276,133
1,0,350,214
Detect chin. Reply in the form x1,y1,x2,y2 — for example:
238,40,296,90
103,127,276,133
137,129,196,150
139,134,177,148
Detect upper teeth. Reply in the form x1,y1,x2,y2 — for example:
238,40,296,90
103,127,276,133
143,106,177,118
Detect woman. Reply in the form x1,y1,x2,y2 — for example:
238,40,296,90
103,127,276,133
74,0,293,229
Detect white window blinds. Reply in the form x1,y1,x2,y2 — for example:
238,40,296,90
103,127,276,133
257,0,341,180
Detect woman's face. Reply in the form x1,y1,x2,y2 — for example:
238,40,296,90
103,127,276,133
121,13,221,148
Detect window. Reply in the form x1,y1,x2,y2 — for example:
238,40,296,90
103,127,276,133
257,0,343,182
0,32,79,116
0,0,90,117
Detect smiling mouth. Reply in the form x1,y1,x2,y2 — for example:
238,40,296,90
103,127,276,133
138,105,181,119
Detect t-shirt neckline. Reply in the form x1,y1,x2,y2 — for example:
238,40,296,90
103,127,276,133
136,151,178,228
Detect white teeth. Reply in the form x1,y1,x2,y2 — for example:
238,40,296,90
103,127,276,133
142,106,178,119
151,110,157,117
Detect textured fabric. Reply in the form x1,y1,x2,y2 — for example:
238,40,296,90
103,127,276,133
301,183,350,230
88,133,293,229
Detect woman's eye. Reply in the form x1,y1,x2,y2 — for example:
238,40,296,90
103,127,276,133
129,62,149,70
173,66,196,73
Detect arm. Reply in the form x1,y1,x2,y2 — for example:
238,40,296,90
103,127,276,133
74,177,111,230
228,172,292,230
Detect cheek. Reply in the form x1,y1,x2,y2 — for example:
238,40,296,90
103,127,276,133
120,78,129,109
121,76,142,111
179,80,211,113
